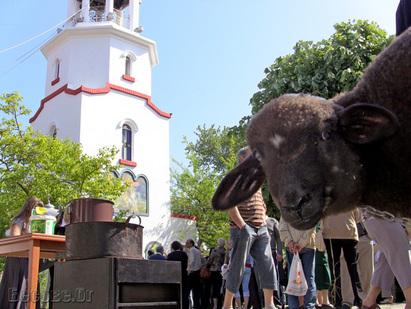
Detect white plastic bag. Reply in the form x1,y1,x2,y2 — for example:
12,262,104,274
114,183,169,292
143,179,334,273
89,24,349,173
221,264,229,280
285,253,308,296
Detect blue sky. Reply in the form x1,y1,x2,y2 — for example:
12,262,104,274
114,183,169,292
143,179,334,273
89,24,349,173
0,1,399,169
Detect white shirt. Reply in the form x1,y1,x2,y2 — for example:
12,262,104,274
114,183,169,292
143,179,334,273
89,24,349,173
187,246,205,273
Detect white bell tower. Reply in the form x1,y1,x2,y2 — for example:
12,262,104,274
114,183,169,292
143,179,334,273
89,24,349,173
36,0,158,107
30,0,196,254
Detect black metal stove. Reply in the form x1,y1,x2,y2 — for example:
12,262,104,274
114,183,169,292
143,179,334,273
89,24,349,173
53,257,181,308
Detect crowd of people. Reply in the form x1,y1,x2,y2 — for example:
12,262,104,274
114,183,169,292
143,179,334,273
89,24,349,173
143,206,411,309
2,139,410,308
1,148,411,309
156,205,411,309
2,127,411,309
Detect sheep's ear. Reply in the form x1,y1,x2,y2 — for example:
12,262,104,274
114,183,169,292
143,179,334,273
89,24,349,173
212,154,266,210
337,103,399,144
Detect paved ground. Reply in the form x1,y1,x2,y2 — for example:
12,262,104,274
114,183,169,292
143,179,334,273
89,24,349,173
379,303,406,309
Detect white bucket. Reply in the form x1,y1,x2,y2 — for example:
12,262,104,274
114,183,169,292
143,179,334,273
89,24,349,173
29,215,56,235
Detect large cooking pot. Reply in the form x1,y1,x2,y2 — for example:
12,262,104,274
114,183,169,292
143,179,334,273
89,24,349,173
66,198,114,224
65,215,143,260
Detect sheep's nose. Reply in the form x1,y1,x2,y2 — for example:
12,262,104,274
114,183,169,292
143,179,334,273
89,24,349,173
284,193,312,220
296,193,312,209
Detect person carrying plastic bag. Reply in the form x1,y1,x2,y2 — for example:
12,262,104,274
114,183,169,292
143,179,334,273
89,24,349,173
286,252,308,296
279,217,317,309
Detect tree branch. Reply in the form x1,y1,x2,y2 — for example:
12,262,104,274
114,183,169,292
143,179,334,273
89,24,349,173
17,182,29,196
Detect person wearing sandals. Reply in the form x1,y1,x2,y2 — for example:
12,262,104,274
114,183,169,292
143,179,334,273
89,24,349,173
221,147,277,309
361,210,411,309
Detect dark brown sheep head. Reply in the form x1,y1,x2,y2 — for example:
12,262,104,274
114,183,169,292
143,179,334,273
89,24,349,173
212,94,398,230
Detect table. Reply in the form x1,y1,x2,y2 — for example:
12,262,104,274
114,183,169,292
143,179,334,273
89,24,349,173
0,233,65,309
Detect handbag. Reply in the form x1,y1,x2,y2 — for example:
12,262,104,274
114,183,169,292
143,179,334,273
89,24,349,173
285,253,308,296
315,230,326,252
199,265,211,279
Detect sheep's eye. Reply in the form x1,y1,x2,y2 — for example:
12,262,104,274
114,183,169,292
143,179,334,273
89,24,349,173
253,150,262,162
322,131,331,140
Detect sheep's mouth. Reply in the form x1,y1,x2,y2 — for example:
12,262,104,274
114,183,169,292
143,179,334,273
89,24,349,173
285,209,323,230
281,192,328,230
281,192,333,230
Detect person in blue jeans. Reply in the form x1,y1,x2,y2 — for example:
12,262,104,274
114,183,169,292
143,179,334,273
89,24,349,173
233,254,253,309
279,218,317,309
221,147,277,309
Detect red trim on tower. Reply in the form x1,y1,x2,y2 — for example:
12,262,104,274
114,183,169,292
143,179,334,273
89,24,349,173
122,74,135,83
29,83,172,123
51,77,60,86
170,213,197,220
119,159,137,167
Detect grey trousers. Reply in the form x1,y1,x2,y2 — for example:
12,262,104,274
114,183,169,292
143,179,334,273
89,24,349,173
363,217,411,291
227,224,277,294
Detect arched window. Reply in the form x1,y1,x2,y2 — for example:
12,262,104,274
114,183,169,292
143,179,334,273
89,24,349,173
122,124,132,161
49,125,57,138
145,241,162,259
125,56,131,76
54,59,60,79
114,171,149,215
121,51,136,79
135,176,148,213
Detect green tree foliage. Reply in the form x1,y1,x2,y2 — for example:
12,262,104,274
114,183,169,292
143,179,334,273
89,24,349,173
249,20,393,115
230,20,393,219
0,92,128,236
170,125,245,249
185,124,245,175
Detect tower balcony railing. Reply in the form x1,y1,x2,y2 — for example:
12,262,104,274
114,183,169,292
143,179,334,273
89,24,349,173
70,7,130,30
